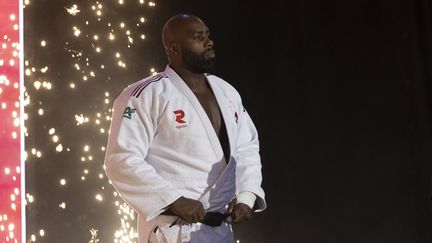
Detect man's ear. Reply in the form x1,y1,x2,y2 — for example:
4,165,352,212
168,42,178,54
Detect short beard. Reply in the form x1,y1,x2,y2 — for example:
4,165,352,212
182,49,216,74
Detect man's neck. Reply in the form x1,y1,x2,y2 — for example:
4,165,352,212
170,64,208,92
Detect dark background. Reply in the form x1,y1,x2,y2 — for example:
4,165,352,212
25,0,432,242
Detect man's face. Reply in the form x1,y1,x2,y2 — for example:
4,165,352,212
179,20,215,74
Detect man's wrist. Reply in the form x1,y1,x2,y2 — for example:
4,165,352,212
236,191,256,209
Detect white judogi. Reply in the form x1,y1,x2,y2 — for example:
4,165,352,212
104,65,266,243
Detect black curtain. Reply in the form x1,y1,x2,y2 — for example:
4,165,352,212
210,0,432,242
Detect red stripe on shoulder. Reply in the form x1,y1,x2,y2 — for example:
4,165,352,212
130,73,165,97
131,73,166,98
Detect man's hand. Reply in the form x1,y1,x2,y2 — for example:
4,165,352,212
225,198,252,224
169,196,205,224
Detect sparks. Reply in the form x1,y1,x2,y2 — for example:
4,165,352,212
66,4,80,15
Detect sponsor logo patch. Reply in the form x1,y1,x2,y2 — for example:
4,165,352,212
173,110,188,129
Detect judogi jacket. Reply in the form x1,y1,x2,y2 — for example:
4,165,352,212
104,65,266,242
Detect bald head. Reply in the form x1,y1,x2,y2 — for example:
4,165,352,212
162,14,204,51
161,14,215,73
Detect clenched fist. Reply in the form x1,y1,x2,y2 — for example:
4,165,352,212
169,196,205,224
224,198,252,224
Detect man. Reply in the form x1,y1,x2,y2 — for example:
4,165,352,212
104,14,266,242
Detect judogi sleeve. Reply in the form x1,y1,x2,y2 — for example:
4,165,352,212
234,93,267,212
104,88,182,221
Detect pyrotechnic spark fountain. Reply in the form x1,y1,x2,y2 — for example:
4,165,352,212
24,0,160,242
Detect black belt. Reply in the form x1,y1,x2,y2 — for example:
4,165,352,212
161,210,229,227
201,212,229,227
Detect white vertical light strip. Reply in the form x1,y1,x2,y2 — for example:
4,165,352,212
19,0,26,241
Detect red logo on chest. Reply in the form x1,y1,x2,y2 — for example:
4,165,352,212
173,110,186,123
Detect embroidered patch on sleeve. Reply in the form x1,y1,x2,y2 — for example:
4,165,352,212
122,106,136,119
